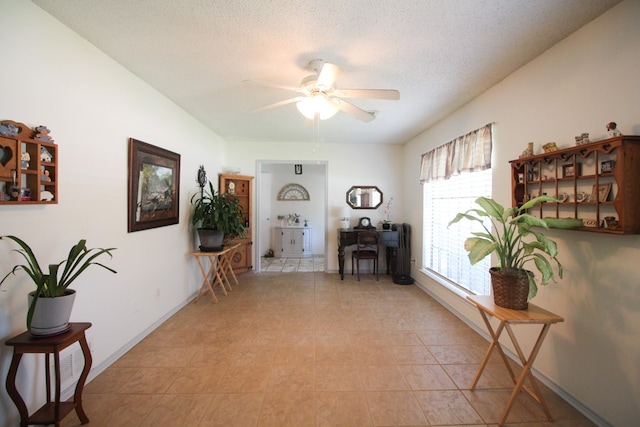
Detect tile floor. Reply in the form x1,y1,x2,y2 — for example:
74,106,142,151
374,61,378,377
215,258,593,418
261,256,325,272
62,272,594,426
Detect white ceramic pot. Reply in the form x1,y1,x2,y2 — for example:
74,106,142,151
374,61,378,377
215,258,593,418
28,289,76,336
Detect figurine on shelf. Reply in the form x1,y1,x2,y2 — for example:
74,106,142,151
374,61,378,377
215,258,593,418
21,152,30,169
40,190,54,201
34,125,54,142
542,142,558,153
519,142,534,158
40,146,53,162
603,216,618,230
41,169,51,182
606,122,622,137
0,123,18,136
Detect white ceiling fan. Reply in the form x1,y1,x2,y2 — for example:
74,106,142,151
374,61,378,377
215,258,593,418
245,59,400,122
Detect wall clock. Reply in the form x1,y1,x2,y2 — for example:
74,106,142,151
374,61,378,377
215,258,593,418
277,183,310,201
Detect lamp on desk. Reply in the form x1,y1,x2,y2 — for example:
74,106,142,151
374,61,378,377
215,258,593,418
340,207,351,230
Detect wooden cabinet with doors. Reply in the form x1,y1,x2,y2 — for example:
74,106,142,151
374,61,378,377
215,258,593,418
219,174,254,272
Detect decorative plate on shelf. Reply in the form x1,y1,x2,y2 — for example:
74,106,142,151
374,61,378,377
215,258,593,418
576,192,589,203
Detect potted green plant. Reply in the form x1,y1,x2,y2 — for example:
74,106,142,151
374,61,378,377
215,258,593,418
190,181,246,251
448,196,582,309
0,235,116,335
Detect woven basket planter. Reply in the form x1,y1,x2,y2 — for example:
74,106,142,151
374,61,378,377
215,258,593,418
489,267,530,310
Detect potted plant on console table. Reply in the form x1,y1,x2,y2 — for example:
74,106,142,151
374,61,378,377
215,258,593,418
0,235,117,336
190,181,246,251
448,196,582,309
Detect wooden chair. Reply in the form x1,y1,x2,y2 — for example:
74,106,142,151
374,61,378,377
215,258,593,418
351,231,379,281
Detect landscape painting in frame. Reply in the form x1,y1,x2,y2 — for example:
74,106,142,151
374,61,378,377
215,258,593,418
128,138,181,232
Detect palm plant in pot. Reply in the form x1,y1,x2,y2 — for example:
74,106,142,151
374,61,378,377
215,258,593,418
190,181,246,251
0,235,116,335
448,196,582,309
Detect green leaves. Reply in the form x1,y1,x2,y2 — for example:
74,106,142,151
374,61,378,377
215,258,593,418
464,237,497,265
1,235,117,330
448,196,581,301
190,182,246,239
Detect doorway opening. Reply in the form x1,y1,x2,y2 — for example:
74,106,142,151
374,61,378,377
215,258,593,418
255,160,328,273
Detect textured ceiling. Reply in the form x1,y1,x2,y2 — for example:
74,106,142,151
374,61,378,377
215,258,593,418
32,0,621,145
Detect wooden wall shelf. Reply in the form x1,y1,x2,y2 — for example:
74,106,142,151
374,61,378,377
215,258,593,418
510,135,640,234
0,120,58,205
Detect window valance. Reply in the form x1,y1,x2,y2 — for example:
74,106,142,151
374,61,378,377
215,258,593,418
419,123,493,183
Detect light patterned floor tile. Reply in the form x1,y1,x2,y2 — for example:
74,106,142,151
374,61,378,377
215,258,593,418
62,272,595,427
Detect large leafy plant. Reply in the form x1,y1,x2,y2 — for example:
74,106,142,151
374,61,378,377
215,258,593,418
448,196,582,300
0,235,117,329
190,181,246,239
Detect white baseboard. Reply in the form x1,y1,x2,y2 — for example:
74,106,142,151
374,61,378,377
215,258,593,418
413,279,611,427
60,292,198,400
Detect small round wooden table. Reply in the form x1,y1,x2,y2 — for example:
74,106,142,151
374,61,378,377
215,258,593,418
5,322,92,426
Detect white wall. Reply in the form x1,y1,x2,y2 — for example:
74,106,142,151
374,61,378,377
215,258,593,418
226,141,404,272
403,1,640,425
0,2,228,425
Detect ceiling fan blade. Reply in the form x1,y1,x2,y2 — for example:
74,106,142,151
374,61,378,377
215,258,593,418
334,88,400,100
243,79,302,93
250,97,303,113
336,99,376,122
316,62,342,88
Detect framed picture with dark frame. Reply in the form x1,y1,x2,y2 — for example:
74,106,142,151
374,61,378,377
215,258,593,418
562,163,580,178
600,160,615,174
591,183,612,203
128,138,181,232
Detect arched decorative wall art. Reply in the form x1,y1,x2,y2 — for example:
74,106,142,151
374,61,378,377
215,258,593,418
277,183,310,201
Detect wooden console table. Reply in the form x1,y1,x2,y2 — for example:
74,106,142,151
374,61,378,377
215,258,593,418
191,243,240,303
467,295,564,426
5,322,93,426
337,229,398,279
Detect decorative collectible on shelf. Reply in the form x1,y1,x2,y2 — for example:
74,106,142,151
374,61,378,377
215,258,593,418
34,125,54,142
606,122,622,137
21,152,30,169
0,122,18,136
519,142,534,158
40,146,53,162
574,133,590,145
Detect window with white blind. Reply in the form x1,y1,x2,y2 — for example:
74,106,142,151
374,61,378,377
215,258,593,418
419,123,493,295
422,169,492,295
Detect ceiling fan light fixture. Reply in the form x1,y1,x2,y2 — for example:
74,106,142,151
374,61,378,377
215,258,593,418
296,94,339,120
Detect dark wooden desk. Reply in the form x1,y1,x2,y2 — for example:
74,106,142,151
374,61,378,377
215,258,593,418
337,229,399,279
467,296,564,426
5,322,93,426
